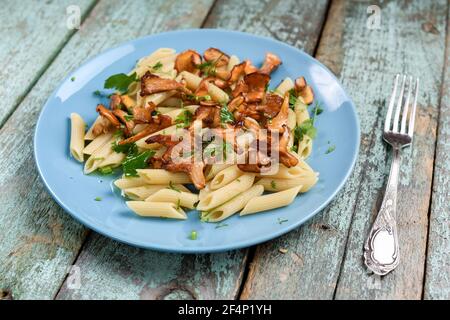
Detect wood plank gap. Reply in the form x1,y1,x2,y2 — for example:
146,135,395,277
311,0,333,56
0,0,100,130
421,3,450,300
53,231,92,299
236,246,256,299
200,0,219,28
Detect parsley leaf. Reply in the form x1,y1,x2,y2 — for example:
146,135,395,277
151,61,163,71
278,218,288,224
94,197,102,201
112,141,138,155
325,145,336,154
220,105,234,124
175,110,193,128
271,180,277,189
167,181,181,193
196,61,216,76
124,114,134,121
98,166,113,175
104,72,138,94
311,101,324,117
122,150,155,177
288,89,297,110
294,119,317,141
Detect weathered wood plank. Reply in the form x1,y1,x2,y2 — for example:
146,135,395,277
0,0,96,128
0,0,214,300
56,0,330,300
424,5,450,300
241,0,448,300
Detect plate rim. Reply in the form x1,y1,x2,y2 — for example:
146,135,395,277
34,28,360,253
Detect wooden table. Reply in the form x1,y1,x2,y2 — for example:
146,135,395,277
0,0,448,300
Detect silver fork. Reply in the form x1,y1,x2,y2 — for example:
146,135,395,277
363,74,419,276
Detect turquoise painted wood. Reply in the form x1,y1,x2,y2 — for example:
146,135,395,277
0,0,215,300
56,0,330,300
241,0,448,300
424,4,450,300
0,0,96,127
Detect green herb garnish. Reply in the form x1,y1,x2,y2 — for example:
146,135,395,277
215,223,229,229
189,230,198,240
94,197,102,201
271,180,277,189
71,76,76,82
325,145,336,154
278,218,288,224
175,110,193,128
176,199,181,210
112,141,137,155
167,181,181,193
288,89,297,110
122,150,155,177
294,119,317,141
124,114,134,122
220,105,234,124
98,166,113,175
196,61,216,76
151,61,163,71
104,72,138,94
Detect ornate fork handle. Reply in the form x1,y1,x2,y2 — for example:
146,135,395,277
364,147,401,275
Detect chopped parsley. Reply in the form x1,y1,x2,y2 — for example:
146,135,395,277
294,119,317,141
325,145,336,154
176,199,181,210
113,130,124,138
278,218,289,224
175,110,193,128
98,166,113,175
122,150,155,177
71,76,76,82
94,197,102,201
311,102,324,116
186,94,211,103
288,89,297,110
220,105,234,124
124,114,134,122
104,72,138,94
215,223,229,229
93,90,109,98
271,180,277,189
151,61,163,71
112,141,137,155
196,61,216,76
189,230,198,240
167,181,181,193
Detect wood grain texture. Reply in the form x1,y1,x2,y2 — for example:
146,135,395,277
56,235,247,300
0,0,214,300
0,0,96,128
241,0,448,300
424,5,450,300
55,0,330,300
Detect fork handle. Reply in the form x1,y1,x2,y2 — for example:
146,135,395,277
364,147,401,275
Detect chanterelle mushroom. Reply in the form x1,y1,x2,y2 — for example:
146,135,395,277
260,52,282,75
267,92,289,132
294,76,314,105
242,72,270,103
118,114,172,145
175,49,202,74
96,104,120,128
140,72,187,96
203,48,229,67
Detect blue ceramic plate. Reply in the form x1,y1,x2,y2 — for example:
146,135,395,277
34,29,359,253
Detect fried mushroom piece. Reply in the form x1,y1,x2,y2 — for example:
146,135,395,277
110,94,123,110
294,76,314,105
113,109,135,137
256,93,283,118
92,116,114,137
132,102,155,124
118,114,172,145
96,104,120,128
259,52,282,75
278,127,299,167
203,48,230,67
267,92,289,132
194,105,221,128
175,49,202,74
140,72,186,96
242,72,270,103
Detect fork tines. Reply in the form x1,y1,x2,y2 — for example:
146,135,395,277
384,74,419,137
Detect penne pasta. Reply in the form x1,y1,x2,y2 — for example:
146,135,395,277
135,125,181,149
99,151,126,168
294,98,310,125
196,174,255,211
123,184,190,200
146,189,199,209
227,55,240,71
275,78,294,96
204,185,264,222
240,186,302,215
114,176,149,189
70,113,86,162
297,135,313,159
137,169,192,184
85,115,102,140
205,163,233,181
127,201,187,219
210,165,243,190
84,136,115,174
256,173,318,193
83,132,113,155
206,82,229,104
199,182,212,201
287,109,297,130
179,71,202,90
256,164,310,179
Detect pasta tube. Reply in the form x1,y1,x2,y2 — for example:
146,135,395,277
137,169,191,184
196,174,255,211
70,113,86,162
127,201,186,219
210,165,243,190
83,132,113,155
204,185,264,222
146,189,199,209
240,186,302,215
